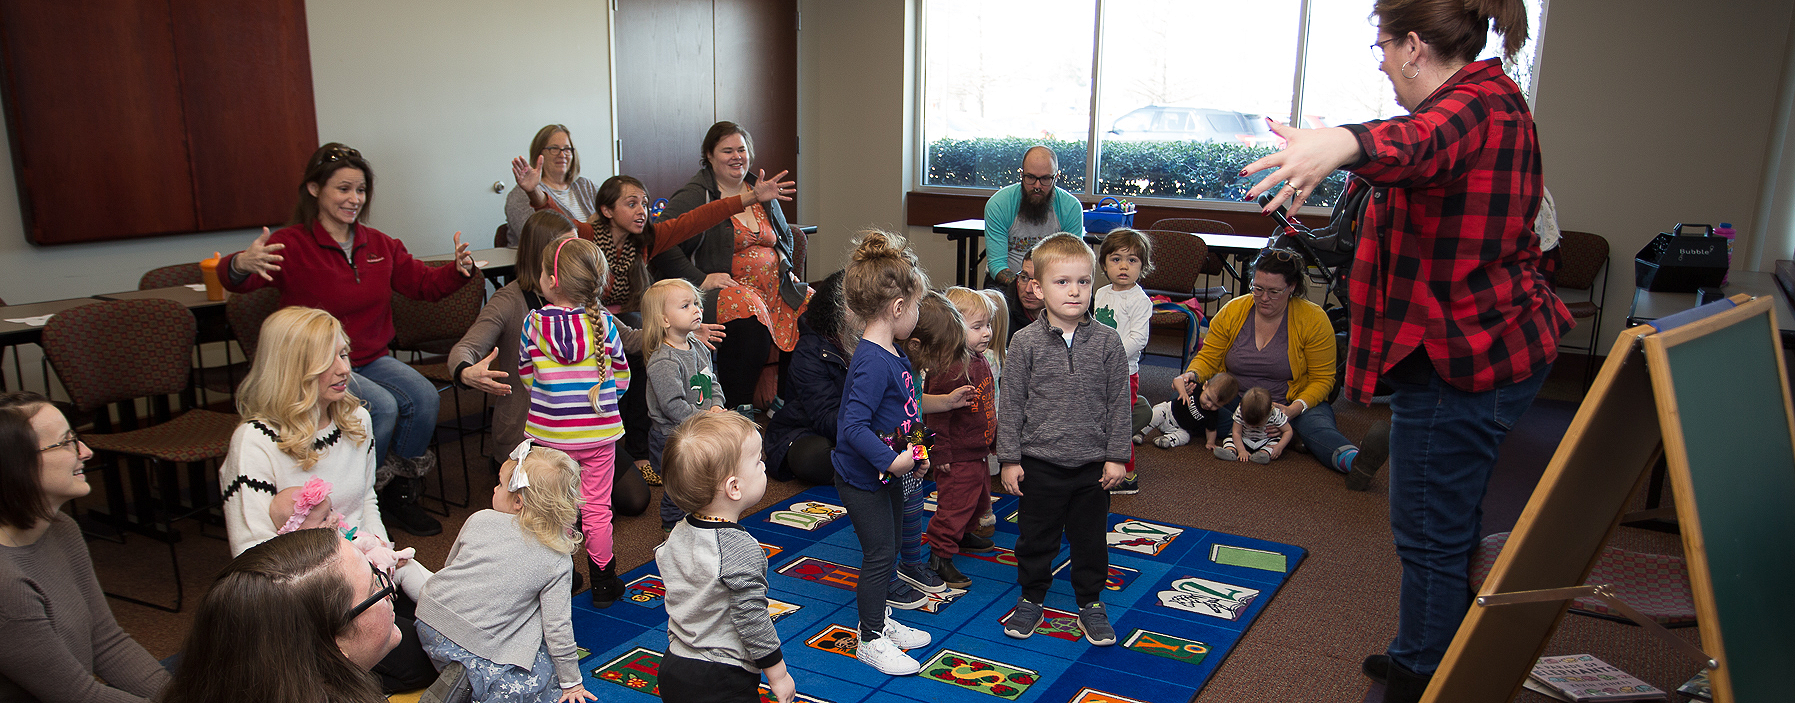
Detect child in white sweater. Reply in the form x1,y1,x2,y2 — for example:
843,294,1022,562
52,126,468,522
415,442,595,703
1092,228,1153,495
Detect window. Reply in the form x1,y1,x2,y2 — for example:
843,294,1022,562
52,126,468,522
919,0,1545,209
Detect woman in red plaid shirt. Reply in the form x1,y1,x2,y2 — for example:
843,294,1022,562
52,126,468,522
1244,1,1571,701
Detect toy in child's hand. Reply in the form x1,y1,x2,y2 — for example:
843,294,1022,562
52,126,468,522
878,419,937,468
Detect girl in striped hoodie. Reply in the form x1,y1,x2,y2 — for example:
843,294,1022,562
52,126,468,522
520,236,632,607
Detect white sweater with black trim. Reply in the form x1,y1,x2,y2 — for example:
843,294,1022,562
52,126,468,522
220,408,389,556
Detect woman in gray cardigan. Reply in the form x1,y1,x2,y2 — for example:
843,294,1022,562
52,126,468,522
651,121,808,410
504,124,599,246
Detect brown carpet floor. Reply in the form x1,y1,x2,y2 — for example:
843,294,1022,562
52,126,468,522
82,346,1709,703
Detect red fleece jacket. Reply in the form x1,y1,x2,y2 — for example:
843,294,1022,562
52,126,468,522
222,221,471,366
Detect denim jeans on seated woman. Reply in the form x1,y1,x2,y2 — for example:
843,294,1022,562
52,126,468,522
351,354,441,466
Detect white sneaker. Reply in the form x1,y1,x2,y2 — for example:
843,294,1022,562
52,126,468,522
856,634,921,675
882,607,932,649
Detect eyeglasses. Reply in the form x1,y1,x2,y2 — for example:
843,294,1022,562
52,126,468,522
1021,173,1057,186
1250,284,1289,297
1257,247,1299,263
541,145,577,155
320,145,361,165
40,430,83,454
345,563,395,621
1371,38,1396,63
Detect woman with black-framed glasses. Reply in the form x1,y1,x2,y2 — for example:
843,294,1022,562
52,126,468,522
505,124,600,247
221,142,478,539
1168,249,1387,479
161,528,399,703
0,391,170,703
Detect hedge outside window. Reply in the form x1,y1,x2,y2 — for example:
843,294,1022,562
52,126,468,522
919,0,1544,209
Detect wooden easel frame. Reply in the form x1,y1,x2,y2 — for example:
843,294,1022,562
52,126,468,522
1421,295,1795,703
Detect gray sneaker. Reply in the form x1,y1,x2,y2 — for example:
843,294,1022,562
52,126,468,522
1213,445,1238,461
1002,598,1044,639
1078,602,1117,646
896,561,947,594
419,661,470,703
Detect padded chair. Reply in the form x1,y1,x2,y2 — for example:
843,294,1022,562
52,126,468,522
41,299,239,612
1554,231,1611,390
1471,531,1695,627
391,264,489,511
225,287,283,363
137,263,203,290
1150,218,1234,307
1134,229,1211,369
494,223,510,249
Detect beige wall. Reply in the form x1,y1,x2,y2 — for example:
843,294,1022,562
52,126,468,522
1534,0,1795,350
0,0,614,306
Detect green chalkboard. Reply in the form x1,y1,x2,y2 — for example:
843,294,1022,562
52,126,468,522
1653,300,1795,702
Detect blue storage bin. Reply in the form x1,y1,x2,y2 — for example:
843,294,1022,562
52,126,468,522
1083,197,1135,234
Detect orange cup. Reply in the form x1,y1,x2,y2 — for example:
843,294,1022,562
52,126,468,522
199,252,225,301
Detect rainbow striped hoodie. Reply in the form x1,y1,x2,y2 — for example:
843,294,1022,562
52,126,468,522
519,305,630,447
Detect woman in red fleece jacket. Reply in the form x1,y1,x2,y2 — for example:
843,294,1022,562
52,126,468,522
222,143,476,537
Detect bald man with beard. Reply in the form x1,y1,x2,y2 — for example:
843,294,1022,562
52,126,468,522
982,145,1085,288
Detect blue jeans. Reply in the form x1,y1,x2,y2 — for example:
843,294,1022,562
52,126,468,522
351,355,440,466
1215,397,1356,471
1384,361,1549,674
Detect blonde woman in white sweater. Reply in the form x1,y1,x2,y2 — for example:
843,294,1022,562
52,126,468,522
218,306,437,692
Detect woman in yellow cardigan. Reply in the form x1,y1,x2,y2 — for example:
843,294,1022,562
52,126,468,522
1173,249,1389,488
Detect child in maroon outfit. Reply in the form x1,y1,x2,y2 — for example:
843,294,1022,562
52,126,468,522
918,287,999,589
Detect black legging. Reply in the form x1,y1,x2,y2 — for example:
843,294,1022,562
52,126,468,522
716,318,774,407
612,449,649,517
780,433,836,485
615,312,653,464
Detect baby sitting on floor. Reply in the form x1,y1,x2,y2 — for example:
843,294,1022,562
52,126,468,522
1137,371,1239,449
271,477,432,599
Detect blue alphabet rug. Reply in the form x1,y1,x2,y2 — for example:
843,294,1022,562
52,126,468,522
570,485,1305,703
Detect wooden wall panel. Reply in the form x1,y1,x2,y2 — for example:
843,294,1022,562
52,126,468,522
714,0,798,215
616,0,716,202
170,0,317,231
0,0,197,244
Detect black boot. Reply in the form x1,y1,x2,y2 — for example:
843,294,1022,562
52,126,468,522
589,557,623,609
380,473,442,537
1380,659,1433,703
1362,654,1390,684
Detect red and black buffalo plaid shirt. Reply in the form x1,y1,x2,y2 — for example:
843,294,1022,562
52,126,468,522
1339,58,1571,404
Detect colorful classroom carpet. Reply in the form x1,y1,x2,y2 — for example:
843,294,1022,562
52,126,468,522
570,485,1307,703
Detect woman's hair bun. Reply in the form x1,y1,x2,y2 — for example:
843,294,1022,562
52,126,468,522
851,230,916,266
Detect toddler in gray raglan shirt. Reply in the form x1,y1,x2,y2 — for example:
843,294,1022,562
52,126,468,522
641,279,729,530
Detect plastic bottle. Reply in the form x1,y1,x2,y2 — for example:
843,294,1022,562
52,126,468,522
1715,222,1735,284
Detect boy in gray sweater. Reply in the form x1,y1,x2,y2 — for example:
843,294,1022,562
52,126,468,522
656,412,795,703
996,233,1132,647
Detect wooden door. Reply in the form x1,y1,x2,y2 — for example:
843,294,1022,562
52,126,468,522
615,0,797,214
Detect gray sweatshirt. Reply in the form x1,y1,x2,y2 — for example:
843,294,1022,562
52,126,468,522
645,336,726,431
655,516,783,673
415,510,579,686
996,316,1133,467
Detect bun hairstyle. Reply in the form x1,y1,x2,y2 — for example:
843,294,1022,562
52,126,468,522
904,291,970,384
517,211,577,295
1375,0,1530,63
1240,387,1273,426
842,230,928,323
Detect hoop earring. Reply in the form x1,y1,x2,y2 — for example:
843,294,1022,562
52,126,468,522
1400,61,1420,80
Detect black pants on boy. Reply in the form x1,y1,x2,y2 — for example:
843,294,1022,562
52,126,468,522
658,653,760,702
1015,457,1110,607
835,475,904,641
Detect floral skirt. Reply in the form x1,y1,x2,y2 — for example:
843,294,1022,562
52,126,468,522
416,619,561,703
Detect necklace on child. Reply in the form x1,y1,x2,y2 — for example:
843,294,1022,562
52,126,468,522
690,513,731,524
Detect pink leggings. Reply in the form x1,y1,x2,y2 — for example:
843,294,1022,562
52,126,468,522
552,440,617,568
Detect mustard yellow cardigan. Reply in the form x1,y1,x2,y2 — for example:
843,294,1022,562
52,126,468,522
1187,295,1337,410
